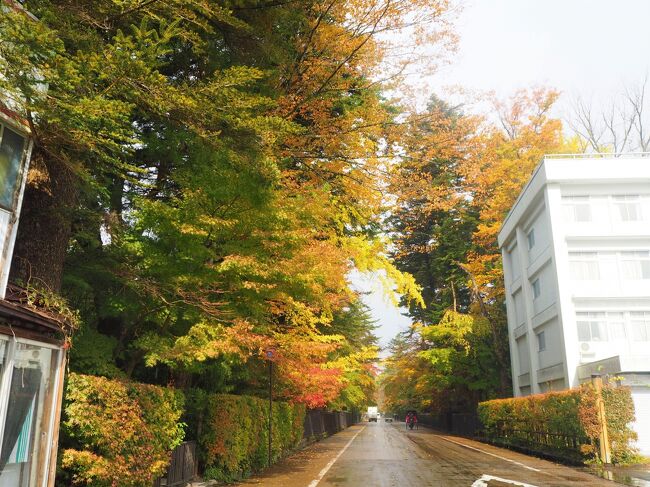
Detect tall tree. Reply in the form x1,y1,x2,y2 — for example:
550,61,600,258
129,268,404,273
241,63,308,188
384,88,576,412
1,0,455,407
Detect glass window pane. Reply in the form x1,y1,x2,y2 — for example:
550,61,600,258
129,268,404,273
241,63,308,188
0,127,25,209
577,322,590,341
527,230,535,250
621,258,641,279
630,312,650,341
0,343,59,487
642,261,650,279
592,321,607,341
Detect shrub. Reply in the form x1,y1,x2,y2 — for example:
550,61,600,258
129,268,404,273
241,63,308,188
186,392,305,481
602,386,638,463
477,384,637,464
60,373,185,486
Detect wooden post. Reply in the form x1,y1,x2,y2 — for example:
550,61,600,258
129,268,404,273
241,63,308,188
592,375,612,465
268,360,273,467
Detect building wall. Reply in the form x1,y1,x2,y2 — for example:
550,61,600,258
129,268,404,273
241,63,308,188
500,155,650,455
500,156,650,397
557,184,650,378
631,387,650,455
502,195,565,396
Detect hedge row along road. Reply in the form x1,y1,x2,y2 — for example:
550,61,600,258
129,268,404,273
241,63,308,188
234,422,614,487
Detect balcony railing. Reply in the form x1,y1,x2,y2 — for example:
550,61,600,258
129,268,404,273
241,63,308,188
545,152,650,159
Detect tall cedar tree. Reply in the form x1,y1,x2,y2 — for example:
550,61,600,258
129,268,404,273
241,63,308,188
384,89,577,413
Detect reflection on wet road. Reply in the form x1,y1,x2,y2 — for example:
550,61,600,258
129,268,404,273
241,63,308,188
236,421,625,486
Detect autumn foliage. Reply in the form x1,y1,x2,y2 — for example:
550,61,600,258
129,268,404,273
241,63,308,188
60,373,185,486
383,88,581,415
0,0,460,414
185,391,305,482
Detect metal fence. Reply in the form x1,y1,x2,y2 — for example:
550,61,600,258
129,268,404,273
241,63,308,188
451,413,482,437
302,410,360,439
482,422,589,462
153,441,198,487
414,412,482,437
154,410,357,485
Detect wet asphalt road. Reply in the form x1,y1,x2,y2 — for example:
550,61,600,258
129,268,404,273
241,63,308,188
236,421,618,487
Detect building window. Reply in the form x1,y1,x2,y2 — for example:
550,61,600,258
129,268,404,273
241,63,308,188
630,312,650,341
537,331,546,351
513,290,525,325
531,278,541,299
0,124,26,210
527,229,535,250
509,245,520,280
569,252,600,280
620,251,650,280
576,312,607,342
612,195,641,222
0,338,61,485
607,312,626,340
563,196,591,222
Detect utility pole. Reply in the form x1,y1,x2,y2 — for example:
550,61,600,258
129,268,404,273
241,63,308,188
592,375,612,465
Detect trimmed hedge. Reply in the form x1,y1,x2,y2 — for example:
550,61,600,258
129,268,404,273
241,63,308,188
59,377,307,484
186,391,305,482
602,386,638,464
60,373,185,486
478,384,637,464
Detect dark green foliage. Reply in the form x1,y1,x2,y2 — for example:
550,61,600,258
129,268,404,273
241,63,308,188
186,392,305,482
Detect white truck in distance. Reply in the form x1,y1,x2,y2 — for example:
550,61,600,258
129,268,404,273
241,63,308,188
367,406,378,422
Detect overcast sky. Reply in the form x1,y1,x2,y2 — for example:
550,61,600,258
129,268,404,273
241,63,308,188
365,0,650,351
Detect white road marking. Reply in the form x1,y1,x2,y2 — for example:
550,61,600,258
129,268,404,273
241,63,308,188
436,435,541,472
307,426,366,487
471,474,539,487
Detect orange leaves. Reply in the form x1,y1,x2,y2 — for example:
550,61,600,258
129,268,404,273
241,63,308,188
458,88,569,302
277,0,458,226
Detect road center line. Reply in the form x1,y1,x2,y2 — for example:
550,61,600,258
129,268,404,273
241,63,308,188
435,435,541,472
307,425,366,487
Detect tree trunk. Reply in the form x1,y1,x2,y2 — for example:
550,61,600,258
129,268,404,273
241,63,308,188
9,150,78,293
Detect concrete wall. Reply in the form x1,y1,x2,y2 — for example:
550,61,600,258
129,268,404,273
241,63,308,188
499,155,650,455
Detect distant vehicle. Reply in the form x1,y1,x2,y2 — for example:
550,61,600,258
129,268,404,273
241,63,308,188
367,406,378,422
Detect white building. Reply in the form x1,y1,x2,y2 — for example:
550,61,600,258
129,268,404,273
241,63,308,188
498,154,650,456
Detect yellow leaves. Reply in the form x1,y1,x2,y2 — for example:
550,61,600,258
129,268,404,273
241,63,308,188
345,235,424,307
419,311,475,351
178,223,209,237
457,88,574,301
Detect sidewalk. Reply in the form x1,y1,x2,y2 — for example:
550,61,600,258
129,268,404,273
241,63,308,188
189,425,364,487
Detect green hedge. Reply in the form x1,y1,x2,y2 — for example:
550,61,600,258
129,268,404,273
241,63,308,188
59,376,306,484
60,373,185,486
602,386,638,464
186,391,305,482
478,384,637,464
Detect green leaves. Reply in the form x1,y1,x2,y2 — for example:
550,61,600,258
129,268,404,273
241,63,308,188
62,373,185,486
